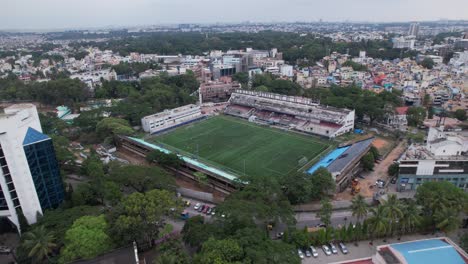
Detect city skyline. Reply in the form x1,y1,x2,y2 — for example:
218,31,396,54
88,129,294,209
2,0,468,31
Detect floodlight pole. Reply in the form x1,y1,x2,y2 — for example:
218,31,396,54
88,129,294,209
244,159,246,176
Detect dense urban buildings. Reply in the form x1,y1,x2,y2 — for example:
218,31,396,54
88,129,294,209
0,104,64,232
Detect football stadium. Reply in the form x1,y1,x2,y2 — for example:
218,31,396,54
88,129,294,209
150,115,332,178
118,90,372,193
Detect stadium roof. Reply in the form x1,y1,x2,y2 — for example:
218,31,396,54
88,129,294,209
23,127,50,146
389,239,466,264
327,137,374,174
306,137,374,175
128,137,238,181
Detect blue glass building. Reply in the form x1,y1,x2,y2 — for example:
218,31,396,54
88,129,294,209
22,128,64,210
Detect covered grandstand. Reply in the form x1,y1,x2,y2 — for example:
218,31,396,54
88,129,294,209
116,136,237,194
225,90,355,138
307,137,374,192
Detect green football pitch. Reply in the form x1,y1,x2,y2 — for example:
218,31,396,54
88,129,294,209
150,116,331,178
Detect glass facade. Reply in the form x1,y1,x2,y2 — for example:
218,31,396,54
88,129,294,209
0,144,19,211
23,139,64,210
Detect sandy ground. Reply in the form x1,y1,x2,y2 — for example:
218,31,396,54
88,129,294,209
334,139,405,200
359,140,406,198
371,138,388,150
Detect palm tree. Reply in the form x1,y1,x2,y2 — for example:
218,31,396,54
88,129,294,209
382,194,403,236
22,226,57,263
434,206,461,234
351,194,368,223
400,201,422,234
367,206,388,240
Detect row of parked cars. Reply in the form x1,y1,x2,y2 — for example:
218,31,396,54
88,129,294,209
297,242,348,259
194,203,216,216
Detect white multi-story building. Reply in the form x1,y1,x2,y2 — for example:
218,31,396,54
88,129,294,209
392,37,416,49
141,104,203,134
0,104,64,232
280,64,293,77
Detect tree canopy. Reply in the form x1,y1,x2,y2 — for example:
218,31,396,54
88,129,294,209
59,215,114,263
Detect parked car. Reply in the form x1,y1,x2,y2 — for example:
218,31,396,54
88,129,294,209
297,249,305,259
0,246,11,255
376,179,385,188
184,200,191,207
305,249,312,257
180,211,189,220
322,245,332,256
205,206,211,214
276,232,284,239
391,177,397,184
338,242,348,254
310,246,318,257
211,207,216,216
194,203,201,210
329,243,338,254
198,205,205,212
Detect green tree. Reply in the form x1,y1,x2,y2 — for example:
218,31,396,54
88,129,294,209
423,94,431,107
434,206,461,233
460,232,468,254
416,182,467,233
420,58,435,69
96,117,133,142
280,172,312,204
367,206,388,239
59,215,114,263
316,198,332,226
110,164,176,193
22,226,57,263
454,109,467,121
232,72,249,87
146,150,184,168
428,106,434,119
387,163,399,177
110,189,182,245
400,201,422,235
351,194,368,223
361,152,375,171
182,215,218,250
381,194,403,236
153,239,190,264
193,237,243,264
219,175,295,232
406,107,427,127
310,168,336,199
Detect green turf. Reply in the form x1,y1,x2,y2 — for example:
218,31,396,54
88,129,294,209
150,115,331,178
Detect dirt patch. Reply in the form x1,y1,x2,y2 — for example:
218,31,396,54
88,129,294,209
372,138,388,150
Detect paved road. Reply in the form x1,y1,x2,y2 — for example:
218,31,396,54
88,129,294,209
296,210,361,229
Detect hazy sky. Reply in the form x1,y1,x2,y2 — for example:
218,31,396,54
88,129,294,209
2,0,468,30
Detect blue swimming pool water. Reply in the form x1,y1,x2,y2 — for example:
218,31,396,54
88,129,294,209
390,239,465,264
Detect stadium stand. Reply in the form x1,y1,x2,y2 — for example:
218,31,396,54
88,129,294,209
141,104,203,134
225,90,355,138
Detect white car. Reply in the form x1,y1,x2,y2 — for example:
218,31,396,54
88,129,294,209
310,246,318,257
329,243,338,254
339,242,349,254
297,249,305,259
194,203,201,210
322,245,331,256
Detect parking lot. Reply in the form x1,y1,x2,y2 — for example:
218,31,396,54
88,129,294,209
299,233,443,264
